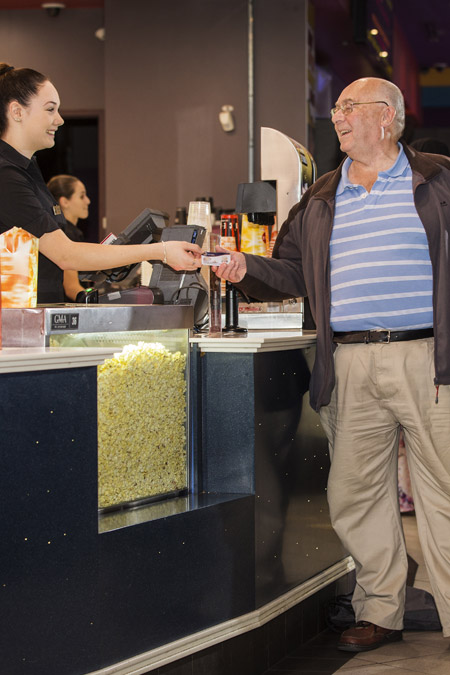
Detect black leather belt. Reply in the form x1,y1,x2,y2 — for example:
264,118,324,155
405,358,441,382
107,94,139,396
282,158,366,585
333,328,434,344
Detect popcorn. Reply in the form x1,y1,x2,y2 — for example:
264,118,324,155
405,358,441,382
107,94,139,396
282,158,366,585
97,341,187,509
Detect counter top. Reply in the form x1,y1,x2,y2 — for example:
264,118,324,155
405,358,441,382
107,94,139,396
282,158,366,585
0,330,317,373
0,346,118,373
190,329,316,353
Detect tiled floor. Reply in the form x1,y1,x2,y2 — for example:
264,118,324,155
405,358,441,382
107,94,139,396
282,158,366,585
263,515,450,674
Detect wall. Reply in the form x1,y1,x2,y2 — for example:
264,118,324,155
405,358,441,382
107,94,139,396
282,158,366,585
253,0,308,179
392,18,421,124
104,0,247,231
0,8,104,110
104,0,309,232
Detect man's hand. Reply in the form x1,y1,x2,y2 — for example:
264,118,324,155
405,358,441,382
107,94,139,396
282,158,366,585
212,245,247,283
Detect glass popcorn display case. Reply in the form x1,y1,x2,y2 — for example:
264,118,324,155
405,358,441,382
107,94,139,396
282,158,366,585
95,336,188,510
2,305,193,512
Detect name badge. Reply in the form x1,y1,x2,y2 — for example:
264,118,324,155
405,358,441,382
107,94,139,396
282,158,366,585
53,205,62,215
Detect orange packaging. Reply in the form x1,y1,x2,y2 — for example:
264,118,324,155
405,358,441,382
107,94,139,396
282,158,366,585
268,216,278,257
240,214,269,256
0,226,39,308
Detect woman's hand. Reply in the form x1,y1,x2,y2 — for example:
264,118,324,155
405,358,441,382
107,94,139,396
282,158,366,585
162,240,203,271
212,245,247,283
63,269,85,301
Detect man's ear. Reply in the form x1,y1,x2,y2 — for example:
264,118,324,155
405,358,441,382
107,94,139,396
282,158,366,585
382,105,397,128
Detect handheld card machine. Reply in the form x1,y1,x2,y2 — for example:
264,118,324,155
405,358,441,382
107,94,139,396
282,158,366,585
149,225,208,327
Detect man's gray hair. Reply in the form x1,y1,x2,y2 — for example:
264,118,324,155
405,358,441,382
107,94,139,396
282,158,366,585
378,79,405,141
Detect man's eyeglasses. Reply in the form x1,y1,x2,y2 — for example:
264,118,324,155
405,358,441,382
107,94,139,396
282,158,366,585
330,101,389,118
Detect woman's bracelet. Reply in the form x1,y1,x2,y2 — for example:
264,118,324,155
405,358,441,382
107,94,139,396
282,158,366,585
161,240,167,265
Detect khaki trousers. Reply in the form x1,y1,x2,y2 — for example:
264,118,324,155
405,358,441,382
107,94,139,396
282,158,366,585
319,338,450,636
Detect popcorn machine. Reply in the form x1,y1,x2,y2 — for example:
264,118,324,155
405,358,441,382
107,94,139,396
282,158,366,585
2,305,193,513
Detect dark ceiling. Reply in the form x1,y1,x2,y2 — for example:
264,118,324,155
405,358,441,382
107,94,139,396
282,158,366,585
394,0,450,71
0,0,449,72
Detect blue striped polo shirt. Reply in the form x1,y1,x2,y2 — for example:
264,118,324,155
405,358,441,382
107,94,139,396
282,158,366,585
330,145,433,331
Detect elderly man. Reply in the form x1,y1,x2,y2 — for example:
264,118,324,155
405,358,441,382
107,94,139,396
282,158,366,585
215,77,450,652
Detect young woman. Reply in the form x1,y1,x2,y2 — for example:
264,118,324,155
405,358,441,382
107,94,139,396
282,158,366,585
47,174,91,301
47,174,90,243
0,63,202,304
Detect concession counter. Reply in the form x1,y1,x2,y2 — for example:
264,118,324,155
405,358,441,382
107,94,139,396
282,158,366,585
0,305,351,675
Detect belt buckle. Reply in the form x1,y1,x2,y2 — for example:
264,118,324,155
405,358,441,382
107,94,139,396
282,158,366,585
368,329,391,343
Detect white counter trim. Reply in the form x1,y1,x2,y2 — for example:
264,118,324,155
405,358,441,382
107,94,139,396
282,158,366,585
0,347,118,373
190,329,316,353
87,556,355,675
0,331,317,371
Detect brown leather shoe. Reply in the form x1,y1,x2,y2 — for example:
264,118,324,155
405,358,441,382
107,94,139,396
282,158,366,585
338,620,403,652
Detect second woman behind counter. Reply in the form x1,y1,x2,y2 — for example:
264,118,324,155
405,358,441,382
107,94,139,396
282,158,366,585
47,174,91,301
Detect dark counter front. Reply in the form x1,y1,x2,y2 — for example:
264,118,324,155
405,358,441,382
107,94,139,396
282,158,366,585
194,343,346,607
0,364,254,675
0,337,348,675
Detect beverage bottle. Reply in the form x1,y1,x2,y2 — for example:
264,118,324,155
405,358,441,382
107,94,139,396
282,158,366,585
208,266,222,336
220,214,239,294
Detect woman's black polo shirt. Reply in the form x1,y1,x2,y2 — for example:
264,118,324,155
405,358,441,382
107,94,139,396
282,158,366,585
0,139,66,303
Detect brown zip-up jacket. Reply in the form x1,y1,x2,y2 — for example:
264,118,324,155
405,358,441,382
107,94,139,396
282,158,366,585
237,142,450,411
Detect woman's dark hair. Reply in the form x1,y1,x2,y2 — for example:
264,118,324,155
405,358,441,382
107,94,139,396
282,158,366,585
0,63,48,136
47,174,80,202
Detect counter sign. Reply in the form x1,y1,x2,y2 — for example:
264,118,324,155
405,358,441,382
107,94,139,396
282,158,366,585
51,313,79,331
